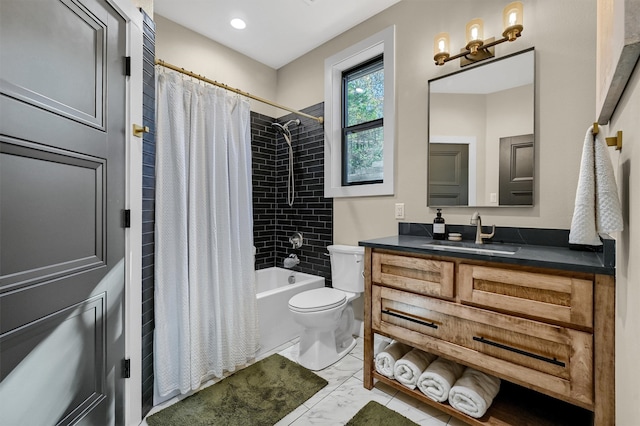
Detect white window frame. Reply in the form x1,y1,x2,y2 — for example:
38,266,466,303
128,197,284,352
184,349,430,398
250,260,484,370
324,25,395,198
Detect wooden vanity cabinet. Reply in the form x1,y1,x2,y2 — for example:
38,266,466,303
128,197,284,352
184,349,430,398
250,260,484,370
363,247,615,426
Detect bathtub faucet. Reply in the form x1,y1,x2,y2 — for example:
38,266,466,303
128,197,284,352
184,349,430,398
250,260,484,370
283,254,300,269
289,232,303,249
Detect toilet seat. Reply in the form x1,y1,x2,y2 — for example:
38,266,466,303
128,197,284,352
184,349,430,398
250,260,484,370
288,287,346,313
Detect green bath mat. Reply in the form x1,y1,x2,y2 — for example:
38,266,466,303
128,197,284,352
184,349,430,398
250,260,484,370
146,354,327,426
346,401,419,426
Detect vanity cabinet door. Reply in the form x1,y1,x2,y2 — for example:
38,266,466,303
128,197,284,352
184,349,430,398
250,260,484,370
372,285,445,343
459,264,593,329
372,252,454,298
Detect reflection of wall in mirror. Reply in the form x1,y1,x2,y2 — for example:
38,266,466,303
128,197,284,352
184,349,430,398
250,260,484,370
485,84,533,205
430,93,486,201
430,84,533,205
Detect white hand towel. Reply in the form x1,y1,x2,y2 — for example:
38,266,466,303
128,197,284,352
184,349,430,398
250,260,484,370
593,128,624,233
449,368,501,419
569,125,623,245
393,349,437,389
374,341,411,379
417,357,465,402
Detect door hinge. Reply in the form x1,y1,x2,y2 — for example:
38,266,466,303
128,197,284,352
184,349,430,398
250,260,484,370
124,56,131,76
122,209,131,228
122,358,131,379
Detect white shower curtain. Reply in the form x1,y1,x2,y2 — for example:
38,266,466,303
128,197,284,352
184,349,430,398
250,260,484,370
154,71,258,402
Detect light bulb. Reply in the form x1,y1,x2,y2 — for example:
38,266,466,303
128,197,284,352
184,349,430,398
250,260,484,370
466,19,484,43
432,32,450,65
502,2,524,41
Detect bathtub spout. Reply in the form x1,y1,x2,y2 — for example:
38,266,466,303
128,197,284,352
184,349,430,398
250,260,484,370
283,254,300,269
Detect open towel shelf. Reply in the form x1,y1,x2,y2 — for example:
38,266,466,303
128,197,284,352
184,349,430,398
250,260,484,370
593,122,623,150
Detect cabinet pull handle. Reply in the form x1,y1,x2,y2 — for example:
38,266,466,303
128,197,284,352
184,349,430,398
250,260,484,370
473,336,566,367
382,310,438,329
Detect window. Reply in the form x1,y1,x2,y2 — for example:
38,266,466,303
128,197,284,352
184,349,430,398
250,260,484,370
342,56,384,186
324,26,395,198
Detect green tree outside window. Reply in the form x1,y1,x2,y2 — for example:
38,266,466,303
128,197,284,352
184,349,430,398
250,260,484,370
343,57,384,185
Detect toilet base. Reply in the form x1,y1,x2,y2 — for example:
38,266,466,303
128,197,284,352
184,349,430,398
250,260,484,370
297,330,357,371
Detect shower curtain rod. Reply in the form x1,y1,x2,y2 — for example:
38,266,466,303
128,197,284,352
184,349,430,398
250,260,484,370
155,59,324,124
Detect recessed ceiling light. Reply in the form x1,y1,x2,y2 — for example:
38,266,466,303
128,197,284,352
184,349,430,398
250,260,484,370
230,18,246,30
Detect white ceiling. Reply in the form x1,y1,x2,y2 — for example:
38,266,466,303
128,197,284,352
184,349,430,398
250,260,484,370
153,0,403,69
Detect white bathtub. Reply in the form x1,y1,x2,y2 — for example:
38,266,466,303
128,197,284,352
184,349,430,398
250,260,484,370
255,267,325,356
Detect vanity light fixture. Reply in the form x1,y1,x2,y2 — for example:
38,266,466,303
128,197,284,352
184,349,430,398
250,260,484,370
433,1,524,67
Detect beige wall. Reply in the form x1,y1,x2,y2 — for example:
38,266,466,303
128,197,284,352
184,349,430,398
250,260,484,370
609,55,639,425
277,0,596,243
154,15,279,117
485,84,534,205
430,93,487,200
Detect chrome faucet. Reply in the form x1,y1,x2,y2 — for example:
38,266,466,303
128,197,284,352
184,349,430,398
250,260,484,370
283,254,300,269
289,232,303,249
470,212,495,244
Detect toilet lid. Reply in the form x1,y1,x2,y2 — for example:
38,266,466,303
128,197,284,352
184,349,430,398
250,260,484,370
288,287,346,312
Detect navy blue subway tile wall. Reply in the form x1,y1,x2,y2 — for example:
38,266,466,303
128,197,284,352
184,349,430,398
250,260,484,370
140,9,156,419
251,103,333,285
251,112,278,270
274,104,333,285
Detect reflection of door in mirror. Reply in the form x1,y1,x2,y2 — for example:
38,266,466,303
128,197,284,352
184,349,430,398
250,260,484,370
429,143,469,205
499,134,534,205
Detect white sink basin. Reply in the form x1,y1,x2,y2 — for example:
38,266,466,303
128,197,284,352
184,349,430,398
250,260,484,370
421,240,520,255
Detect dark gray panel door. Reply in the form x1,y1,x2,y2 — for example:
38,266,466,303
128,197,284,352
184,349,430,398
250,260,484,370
0,0,127,424
499,134,534,206
428,143,469,206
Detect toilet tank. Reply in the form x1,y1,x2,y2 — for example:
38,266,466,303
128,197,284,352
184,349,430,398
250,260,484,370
327,245,364,293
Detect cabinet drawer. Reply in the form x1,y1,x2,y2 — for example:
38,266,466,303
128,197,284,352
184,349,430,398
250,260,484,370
372,252,454,298
459,264,593,329
372,285,594,408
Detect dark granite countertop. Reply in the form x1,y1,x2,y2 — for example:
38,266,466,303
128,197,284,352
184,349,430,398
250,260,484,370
359,223,615,276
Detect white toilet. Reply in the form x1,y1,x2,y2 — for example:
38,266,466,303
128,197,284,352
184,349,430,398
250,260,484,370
288,244,364,371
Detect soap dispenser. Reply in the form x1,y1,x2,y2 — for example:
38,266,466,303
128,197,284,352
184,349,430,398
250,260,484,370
433,209,446,240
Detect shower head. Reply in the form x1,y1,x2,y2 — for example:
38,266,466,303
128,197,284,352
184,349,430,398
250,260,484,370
271,122,287,135
271,119,300,135
283,119,301,128
272,119,300,207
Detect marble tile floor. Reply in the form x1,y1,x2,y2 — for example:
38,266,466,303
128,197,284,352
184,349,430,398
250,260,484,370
142,337,467,426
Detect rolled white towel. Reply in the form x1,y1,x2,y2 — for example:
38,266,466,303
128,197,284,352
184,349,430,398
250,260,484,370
374,341,411,379
373,334,393,356
417,357,465,402
449,368,501,419
393,349,437,389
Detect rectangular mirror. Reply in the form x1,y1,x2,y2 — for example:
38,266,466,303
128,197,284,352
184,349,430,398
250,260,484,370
428,48,535,207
